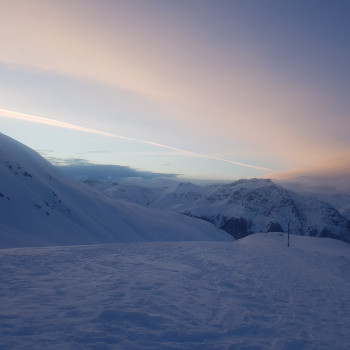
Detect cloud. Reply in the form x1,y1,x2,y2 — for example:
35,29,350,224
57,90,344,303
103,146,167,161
271,154,350,194
43,156,91,167
58,162,178,181
0,0,170,96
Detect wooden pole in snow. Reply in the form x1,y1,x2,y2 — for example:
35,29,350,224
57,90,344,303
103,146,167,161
287,220,290,247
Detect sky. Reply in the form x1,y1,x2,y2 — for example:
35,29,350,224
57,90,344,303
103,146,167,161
1,0,350,187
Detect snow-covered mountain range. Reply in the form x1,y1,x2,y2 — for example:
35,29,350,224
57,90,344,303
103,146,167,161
0,133,230,248
2,131,349,247
78,177,350,242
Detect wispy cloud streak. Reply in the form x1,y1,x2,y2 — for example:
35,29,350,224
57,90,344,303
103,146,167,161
0,108,275,172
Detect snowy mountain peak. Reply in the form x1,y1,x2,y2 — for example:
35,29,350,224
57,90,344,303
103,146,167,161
176,182,203,193
228,178,274,187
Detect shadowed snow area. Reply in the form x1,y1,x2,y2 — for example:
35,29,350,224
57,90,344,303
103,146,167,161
1,233,349,349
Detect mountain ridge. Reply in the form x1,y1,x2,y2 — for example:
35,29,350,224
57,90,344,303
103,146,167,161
0,133,230,248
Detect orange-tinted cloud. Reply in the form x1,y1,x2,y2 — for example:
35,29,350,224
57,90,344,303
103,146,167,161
271,154,350,193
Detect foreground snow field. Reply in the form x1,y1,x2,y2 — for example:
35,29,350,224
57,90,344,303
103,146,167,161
1,233,349,350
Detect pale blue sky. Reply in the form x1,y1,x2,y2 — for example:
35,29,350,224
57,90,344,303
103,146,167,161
1,0,350,182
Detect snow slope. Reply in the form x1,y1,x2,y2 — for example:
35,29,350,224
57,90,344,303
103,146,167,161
0,233,349,349
307,192,350,220
0,133,230,248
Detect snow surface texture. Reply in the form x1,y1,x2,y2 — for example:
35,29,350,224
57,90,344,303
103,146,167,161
1,233,349,350
0,133,230,248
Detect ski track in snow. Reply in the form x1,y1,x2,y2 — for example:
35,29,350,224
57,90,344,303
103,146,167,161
0,233,350,350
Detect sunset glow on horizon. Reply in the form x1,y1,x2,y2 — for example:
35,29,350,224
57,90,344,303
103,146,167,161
1,0,350,188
